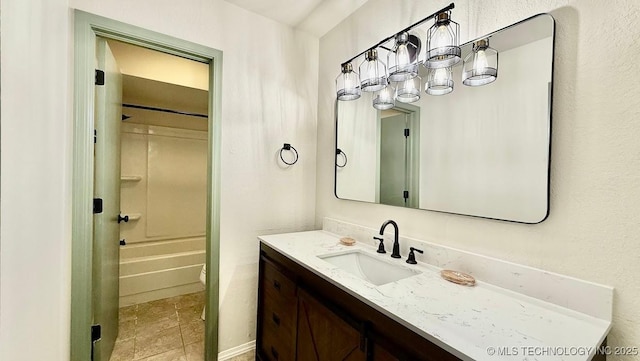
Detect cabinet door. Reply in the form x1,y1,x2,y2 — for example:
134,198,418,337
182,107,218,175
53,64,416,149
372,344,400,361
296,289,366,361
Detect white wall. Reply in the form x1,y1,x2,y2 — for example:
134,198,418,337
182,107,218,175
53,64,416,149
0,0,319,359
0,0,72,360
336,92,379,202
316,1,640,360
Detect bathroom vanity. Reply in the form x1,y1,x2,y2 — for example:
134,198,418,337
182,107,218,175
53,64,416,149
257,241,457,361
256,225,612,361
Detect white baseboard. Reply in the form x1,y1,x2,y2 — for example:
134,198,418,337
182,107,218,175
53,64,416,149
218,340,256,360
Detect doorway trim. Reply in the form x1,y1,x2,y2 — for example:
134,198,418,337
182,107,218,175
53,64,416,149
71,10,222,361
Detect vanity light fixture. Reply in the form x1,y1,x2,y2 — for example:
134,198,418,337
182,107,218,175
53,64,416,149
463,38,498,86
359,49,388,92
373,85,396,110
387,32,419,81
426,65,454,95
424,10,461,68
337,2,484,106
336,62,361,100
396,76,422,103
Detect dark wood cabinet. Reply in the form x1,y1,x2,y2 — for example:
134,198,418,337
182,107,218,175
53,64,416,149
297,289,366,361
257,258,297,361
371,344,400,361
256,242,461,361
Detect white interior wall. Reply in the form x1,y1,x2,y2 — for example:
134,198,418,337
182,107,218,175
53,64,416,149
316,1,640,359
0,0,319,359
0,0,72,360
336,92,378,202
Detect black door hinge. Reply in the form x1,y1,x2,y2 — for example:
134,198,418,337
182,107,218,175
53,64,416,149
403,190,409,199
90,324,101,361
93,198,103,214
120,239,127,246
95,69,105,86
404,128,410,137
94,129,97,144
91,324,102,343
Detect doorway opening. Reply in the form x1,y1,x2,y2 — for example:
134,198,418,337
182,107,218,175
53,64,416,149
72,11,222,361
378,103,420,208
97,38,210,360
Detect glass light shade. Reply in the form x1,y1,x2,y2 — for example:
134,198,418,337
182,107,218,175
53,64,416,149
425,11,461,68
373,85,396,110
336,63,361,100
359,49,388,92
396,76,421,103
463,39,498,86
426,66,454,95
388,32,418,81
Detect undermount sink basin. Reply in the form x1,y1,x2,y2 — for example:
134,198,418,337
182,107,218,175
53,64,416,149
318,250,421,286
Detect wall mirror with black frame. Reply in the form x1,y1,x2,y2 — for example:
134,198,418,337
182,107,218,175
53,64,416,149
335,14,555,223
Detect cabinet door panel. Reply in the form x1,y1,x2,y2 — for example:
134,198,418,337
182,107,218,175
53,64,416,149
372,344,400,361
297,289,366,361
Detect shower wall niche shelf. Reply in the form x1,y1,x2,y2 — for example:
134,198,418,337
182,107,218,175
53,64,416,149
121,176,142,182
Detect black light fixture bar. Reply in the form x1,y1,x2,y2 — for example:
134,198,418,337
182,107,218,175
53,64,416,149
340,2,455,67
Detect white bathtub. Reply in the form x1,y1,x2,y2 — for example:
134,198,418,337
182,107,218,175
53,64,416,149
118,236,206,307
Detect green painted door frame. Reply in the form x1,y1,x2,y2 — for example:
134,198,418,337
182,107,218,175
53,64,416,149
71,10,222,361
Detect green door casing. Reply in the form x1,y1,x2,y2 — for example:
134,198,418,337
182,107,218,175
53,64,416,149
92,37,123,361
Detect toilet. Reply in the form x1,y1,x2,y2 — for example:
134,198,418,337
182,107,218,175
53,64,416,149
199,264,206,320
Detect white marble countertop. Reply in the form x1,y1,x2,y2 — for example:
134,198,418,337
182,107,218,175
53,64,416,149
259,230,611,361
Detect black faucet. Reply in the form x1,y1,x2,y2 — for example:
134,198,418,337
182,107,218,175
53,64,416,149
373,236,386,253
379,220,401,258
406,247,424,264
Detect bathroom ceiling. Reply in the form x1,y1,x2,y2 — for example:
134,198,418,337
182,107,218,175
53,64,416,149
108,39,209,90
122,75,208,115
225,0,370,37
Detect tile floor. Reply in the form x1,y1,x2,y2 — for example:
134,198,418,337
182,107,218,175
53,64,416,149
110,292,254,361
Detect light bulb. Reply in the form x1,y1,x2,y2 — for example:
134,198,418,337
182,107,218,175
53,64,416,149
396,44,411,68
474,49,489,73
373,85,395,110
344,74,353,89
433,68,448,84
404,79,415,90
380,86,393,100
367,65,377,82
426,65,453,96
397,76,421,103
432,25,453,50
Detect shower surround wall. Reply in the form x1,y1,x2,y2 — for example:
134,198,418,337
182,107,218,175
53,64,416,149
119,122,207,306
